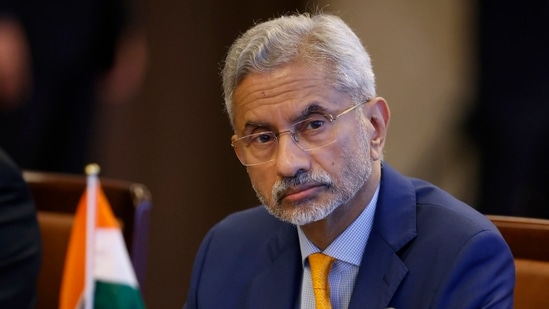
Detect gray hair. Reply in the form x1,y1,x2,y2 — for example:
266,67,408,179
222,12,376,129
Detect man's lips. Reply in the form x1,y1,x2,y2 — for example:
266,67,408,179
279,184,325,203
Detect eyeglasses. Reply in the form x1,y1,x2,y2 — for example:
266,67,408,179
231,101,366,166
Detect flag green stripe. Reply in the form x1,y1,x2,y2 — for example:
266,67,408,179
94,280,146,309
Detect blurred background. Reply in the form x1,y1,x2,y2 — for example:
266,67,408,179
1,0,547,307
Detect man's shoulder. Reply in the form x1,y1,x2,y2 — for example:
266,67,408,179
382,176,514,308
411,177,497,234
379,163,499,242
381,163,495,233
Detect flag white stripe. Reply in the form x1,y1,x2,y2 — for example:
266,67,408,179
94,228,139,287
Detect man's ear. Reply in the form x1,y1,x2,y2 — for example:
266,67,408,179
366,97,390,161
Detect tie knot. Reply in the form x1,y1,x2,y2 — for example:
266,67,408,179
309,253,336,279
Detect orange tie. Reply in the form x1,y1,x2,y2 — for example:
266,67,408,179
309,253,336,309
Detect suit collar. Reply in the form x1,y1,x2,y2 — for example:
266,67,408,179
350,164,417,308
374,164,417,250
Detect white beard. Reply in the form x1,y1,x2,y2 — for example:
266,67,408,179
254,117,373,225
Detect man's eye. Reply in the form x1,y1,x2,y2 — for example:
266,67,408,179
298,117,326,132
252,133,275,144
305,119,325,130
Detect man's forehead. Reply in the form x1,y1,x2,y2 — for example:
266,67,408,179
230,64,354,133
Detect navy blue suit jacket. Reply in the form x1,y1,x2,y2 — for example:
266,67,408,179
185,164,515,308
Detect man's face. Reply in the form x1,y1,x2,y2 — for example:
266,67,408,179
231,64,378,226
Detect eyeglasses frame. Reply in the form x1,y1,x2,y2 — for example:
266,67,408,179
231,100,367,166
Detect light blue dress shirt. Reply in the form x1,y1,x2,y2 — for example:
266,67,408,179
298,186,379,309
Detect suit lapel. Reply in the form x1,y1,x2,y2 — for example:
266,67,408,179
349,230,408,308
350,164,418,308
244,223,302,308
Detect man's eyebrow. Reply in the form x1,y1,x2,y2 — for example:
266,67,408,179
290,102,328,123
241,102,330,132
242,121,269,132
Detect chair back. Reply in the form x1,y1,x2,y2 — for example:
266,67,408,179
24,170,151,309
487,215,549,309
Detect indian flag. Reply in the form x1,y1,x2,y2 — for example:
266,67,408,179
59,165,146,309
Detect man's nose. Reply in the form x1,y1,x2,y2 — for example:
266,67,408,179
274,132,310,177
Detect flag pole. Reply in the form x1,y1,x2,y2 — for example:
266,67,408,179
85,163,100,309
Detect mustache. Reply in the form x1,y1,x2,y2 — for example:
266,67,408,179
272,170,333,202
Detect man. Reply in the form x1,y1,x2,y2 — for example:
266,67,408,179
185,13,514,308
0,148,42,308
